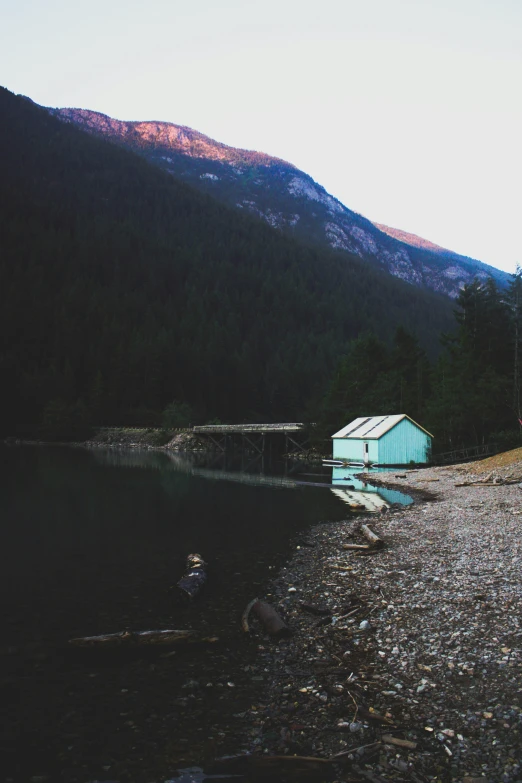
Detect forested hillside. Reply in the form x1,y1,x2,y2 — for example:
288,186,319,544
0,87,455,438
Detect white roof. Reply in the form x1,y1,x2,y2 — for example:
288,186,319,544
331,415,433,440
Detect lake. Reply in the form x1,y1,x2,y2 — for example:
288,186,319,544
0,445,409,782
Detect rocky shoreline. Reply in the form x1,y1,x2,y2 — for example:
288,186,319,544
226,460,522,783
6,427,329,460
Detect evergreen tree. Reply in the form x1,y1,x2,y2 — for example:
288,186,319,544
505,266,522,420
427,279,512,448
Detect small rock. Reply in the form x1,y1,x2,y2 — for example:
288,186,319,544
182,680,200,690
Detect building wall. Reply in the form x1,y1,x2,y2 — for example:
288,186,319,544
332,438,379,463
378,418,431,465
332,418,431,465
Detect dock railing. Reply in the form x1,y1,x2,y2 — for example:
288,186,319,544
431,443,498,465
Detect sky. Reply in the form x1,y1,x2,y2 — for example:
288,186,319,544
1,0,521,272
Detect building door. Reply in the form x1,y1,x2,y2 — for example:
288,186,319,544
363,442,369,465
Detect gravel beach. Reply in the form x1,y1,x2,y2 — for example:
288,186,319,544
236,457,522,783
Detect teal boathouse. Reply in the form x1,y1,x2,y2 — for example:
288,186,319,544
331,414,433,466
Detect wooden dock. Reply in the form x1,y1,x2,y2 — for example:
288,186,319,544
192,423,310,455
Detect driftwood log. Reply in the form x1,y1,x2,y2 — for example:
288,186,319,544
455,481,511,487
342,543,372,551
242,598,291,638
177,553,207,598
382,733,417,749
358,707,395,725
68,629,218,647
205,753,334,781
360,523,383,549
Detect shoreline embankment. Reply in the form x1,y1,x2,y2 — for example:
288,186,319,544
224,457,522,782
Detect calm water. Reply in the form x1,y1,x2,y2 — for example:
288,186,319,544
0,445,410,782
0,445,354,782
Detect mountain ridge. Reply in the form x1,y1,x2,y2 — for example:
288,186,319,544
47,104,511,298
1,86,454,436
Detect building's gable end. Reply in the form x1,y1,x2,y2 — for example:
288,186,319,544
379,418,431,465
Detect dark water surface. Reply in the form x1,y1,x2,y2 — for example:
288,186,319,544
0,445,353,782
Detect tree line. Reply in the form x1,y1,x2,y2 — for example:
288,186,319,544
318,273,522,453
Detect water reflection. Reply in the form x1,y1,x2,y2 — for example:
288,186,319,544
331,466,414,508
89,449,413,508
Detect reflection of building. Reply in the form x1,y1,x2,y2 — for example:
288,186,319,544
331,415,433,466
331,467,413,508
330,488,389,511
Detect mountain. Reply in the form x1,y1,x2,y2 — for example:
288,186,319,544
48,107,510,298
0,86,455,437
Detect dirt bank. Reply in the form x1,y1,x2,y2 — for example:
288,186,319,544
230,462,522,783
83,427,206,451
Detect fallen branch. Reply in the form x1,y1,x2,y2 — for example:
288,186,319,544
358,707,395,725
241,597,259,632
360,524,383,549
335,607,363,621
206,753,334,780
329,740,382,760
355,548,385,557
177,553,207,598
382,733,417,749
455,482,506,487
68,629,218,647
342,543,372,551
346,687,359,724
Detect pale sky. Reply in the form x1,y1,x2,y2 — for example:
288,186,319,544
2,0,521,272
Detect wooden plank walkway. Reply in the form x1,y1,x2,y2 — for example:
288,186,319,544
192,423,306,434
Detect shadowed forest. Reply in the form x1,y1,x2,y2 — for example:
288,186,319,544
1,87,520,452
